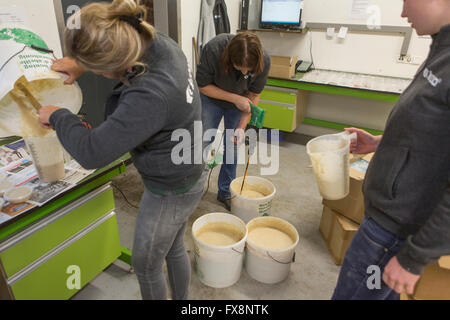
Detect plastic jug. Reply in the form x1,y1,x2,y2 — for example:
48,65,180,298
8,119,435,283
24,132,65,183
306,131,357,200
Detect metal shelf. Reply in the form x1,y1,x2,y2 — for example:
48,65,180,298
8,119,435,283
238,28,305,34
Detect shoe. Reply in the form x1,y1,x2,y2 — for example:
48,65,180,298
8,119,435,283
217,195,231,211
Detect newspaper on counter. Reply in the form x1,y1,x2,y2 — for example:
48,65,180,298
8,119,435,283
63,159,96,184
0,140,31,166
0,213,12,224
0,140,95,225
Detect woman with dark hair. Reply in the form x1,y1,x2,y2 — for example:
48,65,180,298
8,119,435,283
196,32,270,210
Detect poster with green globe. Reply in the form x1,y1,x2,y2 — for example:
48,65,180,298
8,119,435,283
0,27,60,96
0,26,82,138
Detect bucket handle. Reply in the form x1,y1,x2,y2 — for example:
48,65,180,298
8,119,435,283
231,247,245,255
267,251,296,265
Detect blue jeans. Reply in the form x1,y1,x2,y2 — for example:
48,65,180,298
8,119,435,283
332,217,406,300
201,94,242,199
131,169,208,300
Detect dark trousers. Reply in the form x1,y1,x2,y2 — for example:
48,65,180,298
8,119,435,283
332,217,406,300
201,94,242,199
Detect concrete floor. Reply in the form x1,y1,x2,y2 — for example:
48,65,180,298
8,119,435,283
72,134,341,300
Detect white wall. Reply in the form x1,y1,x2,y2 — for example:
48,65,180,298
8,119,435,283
180,0,201,71
0,0,64,57
180,0,241,72
178,0,433,136
260,0,431,79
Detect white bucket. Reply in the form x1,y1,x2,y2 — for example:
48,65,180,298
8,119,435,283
306,131,357,200
24,132,65,183
0,25,82,138
230,176,276,223
245,216,299,284
192,213,248,288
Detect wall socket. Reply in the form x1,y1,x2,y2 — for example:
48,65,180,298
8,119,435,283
397,54,422,65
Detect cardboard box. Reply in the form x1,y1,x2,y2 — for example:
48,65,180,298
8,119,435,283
412,256,450,300
400,293,414,300
268,56,298,79
322,153,374,224
319,206,359,265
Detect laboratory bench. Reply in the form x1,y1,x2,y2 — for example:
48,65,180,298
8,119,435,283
260,69,410,135
0,143,132,300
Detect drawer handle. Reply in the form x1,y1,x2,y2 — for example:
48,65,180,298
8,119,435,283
264,86,298,94
6,211,117,286
260,100,296,110
0,184,113,253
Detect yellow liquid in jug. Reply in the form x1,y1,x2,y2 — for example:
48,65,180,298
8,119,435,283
309,139,349,200
37,162,66,183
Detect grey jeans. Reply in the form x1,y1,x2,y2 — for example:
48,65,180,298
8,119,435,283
132,169,207,300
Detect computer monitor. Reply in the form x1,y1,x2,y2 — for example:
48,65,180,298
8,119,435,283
260,0,303,30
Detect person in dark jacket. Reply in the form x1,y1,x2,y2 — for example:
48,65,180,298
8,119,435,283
332,0,450,300
37,0,205,300
196,32,270,210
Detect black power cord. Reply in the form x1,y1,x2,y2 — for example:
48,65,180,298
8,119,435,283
0,45,57,74
202,165,216,198
111,183,140,209
202,130,226,198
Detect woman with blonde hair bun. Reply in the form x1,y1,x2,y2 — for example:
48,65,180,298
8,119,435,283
38,0,206,300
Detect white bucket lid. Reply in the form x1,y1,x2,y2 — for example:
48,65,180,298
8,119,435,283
0,26,82,138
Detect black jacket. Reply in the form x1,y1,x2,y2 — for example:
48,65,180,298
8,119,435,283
363,25,450,275
213,0,230,35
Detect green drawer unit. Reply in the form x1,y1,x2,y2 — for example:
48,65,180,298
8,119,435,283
260,87,297,105
0,184,115,278
259,86,308,132
265,77,401,134
259,101,296,132
9,211,121,300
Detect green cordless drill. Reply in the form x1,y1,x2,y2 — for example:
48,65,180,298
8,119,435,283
249,104,266,129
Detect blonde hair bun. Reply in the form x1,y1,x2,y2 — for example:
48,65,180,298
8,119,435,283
64,0,154,79
108,0,146,20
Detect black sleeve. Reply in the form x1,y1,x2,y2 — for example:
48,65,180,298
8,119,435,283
397,173,450,275
249,53,271,94
196,44,217,88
